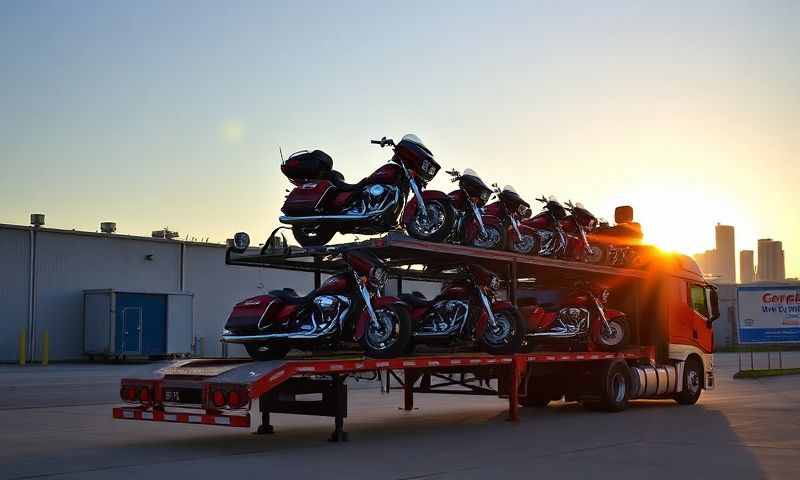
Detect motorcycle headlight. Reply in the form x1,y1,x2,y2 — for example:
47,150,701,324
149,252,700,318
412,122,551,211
232,232,250,252
480,191,491,204
369,266,388,289
518,205,531,218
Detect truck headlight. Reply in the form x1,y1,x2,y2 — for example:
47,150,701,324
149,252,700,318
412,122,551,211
232,232,250,252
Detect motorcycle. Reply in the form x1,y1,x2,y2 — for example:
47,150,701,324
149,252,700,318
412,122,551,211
221,250,411,360
404,168,506,249
520,196,576,259
484,184,538,254
279,134,442,247
561,200,599,261
522,282,628,351
585,206,648,268
400,264,526,354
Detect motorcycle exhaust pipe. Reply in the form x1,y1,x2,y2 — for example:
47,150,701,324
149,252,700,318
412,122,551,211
280,191,399,225
222,319,339,343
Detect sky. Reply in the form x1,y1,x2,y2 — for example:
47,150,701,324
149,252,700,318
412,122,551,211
1,1,798,277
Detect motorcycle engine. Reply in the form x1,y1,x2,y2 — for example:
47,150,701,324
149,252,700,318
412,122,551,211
364,184,397,213
421,300,469,335
555,307,590,334
307,295,350,333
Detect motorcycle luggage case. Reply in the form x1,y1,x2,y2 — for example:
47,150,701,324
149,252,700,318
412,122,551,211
281,180,335,216
281,150,333,181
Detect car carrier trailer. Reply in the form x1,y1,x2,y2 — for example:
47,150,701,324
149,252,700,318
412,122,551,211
114,232,718,441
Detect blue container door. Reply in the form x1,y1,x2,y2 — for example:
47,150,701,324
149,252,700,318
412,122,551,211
115,294,167,355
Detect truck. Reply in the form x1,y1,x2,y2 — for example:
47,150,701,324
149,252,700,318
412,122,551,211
113,232,718,441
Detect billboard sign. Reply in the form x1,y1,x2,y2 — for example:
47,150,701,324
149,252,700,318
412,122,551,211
737,286,800,344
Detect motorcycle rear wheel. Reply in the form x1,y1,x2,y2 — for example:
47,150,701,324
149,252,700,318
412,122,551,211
405,200,453,243
361,305,412,358
292,226,336,247
245,343,291,361
479,308,526,354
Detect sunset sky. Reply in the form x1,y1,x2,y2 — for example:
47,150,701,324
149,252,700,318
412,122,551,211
1,1,798,277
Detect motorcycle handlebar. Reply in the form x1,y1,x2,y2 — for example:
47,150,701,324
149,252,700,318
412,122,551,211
370,137,395,148
535,196,548,203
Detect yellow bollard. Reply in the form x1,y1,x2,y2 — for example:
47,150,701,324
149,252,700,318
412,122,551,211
19,329,26,365
42,331,49,366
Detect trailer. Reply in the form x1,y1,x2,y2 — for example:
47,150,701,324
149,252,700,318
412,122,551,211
114,232,717,441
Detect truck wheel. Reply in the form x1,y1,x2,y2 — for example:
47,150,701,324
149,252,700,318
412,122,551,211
674,357,703,405
480,308,526,354
361,305,411,358
245,344,290,361
586,360,630,412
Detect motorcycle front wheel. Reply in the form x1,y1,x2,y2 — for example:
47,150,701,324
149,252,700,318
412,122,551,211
361,305,412,358
584,245,605,264
292,226,336,247
472,224,506,250
479,308,526,354
405,200,454,243
596,316,628,351
507,232,538,255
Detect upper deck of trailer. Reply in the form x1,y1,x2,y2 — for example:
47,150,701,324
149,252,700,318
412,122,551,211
226,231,652,283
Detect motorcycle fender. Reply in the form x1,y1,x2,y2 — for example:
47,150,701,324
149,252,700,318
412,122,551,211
354,296,407,340
475,300,515,338
401,190,451,224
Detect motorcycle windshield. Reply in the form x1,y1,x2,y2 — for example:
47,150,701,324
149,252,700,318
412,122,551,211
460,168,492,196
401,134,432,156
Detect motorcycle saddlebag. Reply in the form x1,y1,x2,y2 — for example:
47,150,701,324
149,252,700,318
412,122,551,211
281,150,333,181
281,180,335,216
225,295,279,334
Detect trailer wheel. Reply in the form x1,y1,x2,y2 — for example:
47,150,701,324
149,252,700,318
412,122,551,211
245,343,291,361
674,357,703,405
584,360,630,412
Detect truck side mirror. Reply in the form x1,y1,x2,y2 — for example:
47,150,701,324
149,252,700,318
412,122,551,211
707,286,720,322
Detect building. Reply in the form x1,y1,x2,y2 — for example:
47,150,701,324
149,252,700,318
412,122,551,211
0,221,438,362
715,224,736,283
739,250,754,284
757,238,785,281
693,249,718,279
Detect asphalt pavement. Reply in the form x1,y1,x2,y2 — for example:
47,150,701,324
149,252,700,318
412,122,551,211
0,353,797,480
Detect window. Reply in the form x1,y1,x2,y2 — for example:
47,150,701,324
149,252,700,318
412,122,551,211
689,284,709,318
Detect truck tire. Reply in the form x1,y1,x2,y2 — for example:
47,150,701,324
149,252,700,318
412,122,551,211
583,360,630,412
674,357,703,405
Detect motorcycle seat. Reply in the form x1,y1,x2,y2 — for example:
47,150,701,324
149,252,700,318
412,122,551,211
399,292,435,308
330,170,368,192
268,288,313,305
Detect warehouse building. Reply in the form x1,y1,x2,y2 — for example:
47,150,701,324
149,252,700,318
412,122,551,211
0,221,439,363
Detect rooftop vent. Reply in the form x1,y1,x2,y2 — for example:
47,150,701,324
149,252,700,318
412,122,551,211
30,213,45,228
100,222,116,234
152,228,179,240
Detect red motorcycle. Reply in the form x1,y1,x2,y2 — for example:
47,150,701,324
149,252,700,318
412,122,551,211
522,283,628,351
585,206,649,268
403,168,506,249
521,196,595,261
400,264,526,354
221,250,411,360
484,184,538,254
279,134,442,247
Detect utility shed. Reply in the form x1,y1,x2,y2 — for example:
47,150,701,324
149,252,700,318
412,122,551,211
84,290,193,358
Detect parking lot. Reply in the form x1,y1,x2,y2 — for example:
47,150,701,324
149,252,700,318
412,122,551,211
0,352,798,480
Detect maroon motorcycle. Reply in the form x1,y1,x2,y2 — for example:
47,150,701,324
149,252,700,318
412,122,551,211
221,250,411,360
400,264,526,354
522,282,628,351
279,134,442,247
521,196,595,261
403,168,506,249
484,184,538,254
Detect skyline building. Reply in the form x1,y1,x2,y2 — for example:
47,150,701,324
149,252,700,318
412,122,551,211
740,250,754,283
757,238,785,281
715,224,736,283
